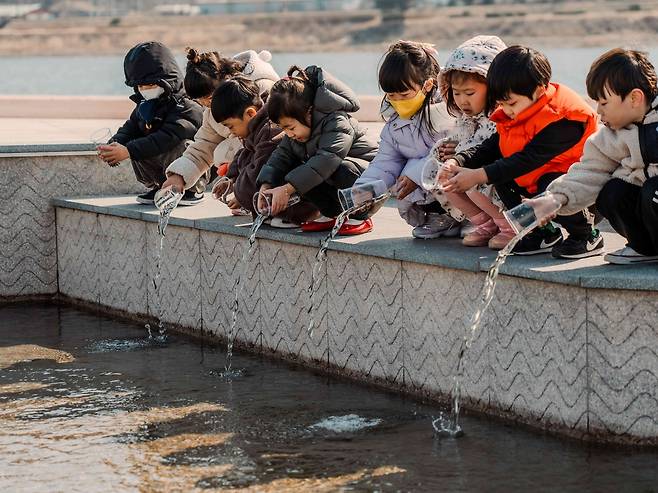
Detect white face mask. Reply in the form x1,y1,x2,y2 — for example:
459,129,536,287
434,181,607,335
139,87,164,100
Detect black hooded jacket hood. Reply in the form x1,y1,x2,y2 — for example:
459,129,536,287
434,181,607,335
124,41,184,100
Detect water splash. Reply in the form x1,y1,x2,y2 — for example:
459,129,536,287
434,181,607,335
309,414,382,433
219,214,267,377
433,232,526,438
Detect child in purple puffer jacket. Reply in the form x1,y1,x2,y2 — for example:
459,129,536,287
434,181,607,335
353,40,457,239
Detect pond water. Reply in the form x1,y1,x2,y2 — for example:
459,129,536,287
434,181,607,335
1,303,657,492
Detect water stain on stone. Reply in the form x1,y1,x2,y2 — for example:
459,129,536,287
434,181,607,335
0,344,74,369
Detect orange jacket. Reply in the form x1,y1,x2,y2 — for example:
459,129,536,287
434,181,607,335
490,83,597,193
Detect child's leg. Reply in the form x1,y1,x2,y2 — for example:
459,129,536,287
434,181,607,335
640,176,658,254
596,177,653,254
466,189,514,234
443,191,491,226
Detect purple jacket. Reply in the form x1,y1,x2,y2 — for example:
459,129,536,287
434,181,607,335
355,102,455,190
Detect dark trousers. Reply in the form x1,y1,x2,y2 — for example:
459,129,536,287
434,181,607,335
595,176,658,255
299,159,365,219
131,140,207,193
495,172,593,240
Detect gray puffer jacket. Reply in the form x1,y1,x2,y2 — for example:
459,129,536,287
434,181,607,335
257,66,378,194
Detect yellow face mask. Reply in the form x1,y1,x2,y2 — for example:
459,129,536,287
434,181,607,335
387,89,427,120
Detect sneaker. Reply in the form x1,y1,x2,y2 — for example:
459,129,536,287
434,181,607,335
270,217,300,229
512,224,563,255
178,190,206,206
551,229,605,259
462,219,497,247
488,231,515,250
338,218,373,236
136,189,157,205
460,220,477,238
412,213,461,240
301,215,336,232
604,246,658,265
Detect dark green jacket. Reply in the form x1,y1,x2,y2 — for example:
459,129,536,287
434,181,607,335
257,66,378,194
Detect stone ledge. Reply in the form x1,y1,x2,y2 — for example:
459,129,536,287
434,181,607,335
53,194,658,292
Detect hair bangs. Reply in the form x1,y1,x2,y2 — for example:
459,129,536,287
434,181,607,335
378,54,419,93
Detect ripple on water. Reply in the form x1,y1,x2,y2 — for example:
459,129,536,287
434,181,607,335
309,414,382,433
86,338,167,353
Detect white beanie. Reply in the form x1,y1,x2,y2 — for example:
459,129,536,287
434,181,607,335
233,49,279,84
442,35,507,79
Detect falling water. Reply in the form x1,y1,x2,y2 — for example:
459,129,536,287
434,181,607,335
148,189,183,341
433,231,527,437
220,214,268,377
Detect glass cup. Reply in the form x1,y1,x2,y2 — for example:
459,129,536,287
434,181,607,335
213,176,233,204
503,191,563,235
252,190,301,217
154,185,183,211
90,127,112,146
420,156,446,192
337,180,389,212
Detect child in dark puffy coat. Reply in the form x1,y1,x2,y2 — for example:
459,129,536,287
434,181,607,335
256,65,378,235
98,41,203,205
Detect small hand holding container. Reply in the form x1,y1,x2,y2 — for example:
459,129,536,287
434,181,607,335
502,191,563,235
252,190,301,217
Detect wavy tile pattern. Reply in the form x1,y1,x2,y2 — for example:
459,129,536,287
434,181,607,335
0,155,138,297
53,208,658,443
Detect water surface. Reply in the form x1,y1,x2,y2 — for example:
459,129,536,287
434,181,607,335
1,303,656,492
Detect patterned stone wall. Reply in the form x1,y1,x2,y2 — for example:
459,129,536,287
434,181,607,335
0,155,139,298
54,208,658,445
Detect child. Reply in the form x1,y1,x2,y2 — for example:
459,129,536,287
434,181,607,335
256,65,378,235
99,41,203,205
443,45,602,258
161,48,279,208
210,76,283,218
352,40,457,239
538,48,658,264
438,35,514,249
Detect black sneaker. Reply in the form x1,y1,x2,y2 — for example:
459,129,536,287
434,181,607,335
179,190,206,206
136,189,157,205
552,229,604,259
513,224,563,255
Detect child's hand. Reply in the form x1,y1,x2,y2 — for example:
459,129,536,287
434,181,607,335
523,194,566,226
439,159,460,185
227,196,241,210
396,176,418,200
443,167,488,194
438,139,458,161
212,178,233,200
98,143,129,167
161,174,185,194
263,184,292,216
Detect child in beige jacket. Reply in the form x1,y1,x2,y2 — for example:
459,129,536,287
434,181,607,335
535,48,658,264
161,48,279,206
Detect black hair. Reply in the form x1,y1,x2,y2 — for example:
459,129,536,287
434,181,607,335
486,45,552,108
210,76,263,123
378,40,440,133
586,47,658,103
267,66,316,124
441,70,490,117
184,47,245,99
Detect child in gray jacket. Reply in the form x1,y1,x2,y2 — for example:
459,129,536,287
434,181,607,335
535,48,658,264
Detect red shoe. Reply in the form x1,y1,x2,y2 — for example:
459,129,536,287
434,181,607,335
301,216,336,232
338,218,373,236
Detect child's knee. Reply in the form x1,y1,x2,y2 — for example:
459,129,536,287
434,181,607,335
595,178,626,216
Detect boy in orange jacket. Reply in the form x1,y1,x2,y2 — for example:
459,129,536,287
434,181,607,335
443,45,601,258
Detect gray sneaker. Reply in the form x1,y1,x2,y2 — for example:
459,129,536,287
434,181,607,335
604,246,658,264
412,213,460,239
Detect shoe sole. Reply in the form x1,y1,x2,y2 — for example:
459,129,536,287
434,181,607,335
178,198,206,206
554,246,606,259
136,197,155,205
412,227,461,240
604,255,658,265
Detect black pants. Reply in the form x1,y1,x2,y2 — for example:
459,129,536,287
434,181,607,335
131,140,207,193
495,172,593,240
298,159,365,219
595,177,658,255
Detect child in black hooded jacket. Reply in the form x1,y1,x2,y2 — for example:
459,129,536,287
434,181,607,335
98,41,204,205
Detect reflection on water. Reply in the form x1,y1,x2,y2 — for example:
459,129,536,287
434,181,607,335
0,303,657,492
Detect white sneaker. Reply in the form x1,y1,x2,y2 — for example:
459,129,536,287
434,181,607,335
604,246,658,265
412,213,460,240
269,217,300,229
460,220,477,238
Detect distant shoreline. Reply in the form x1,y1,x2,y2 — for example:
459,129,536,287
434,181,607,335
2,2,658,56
